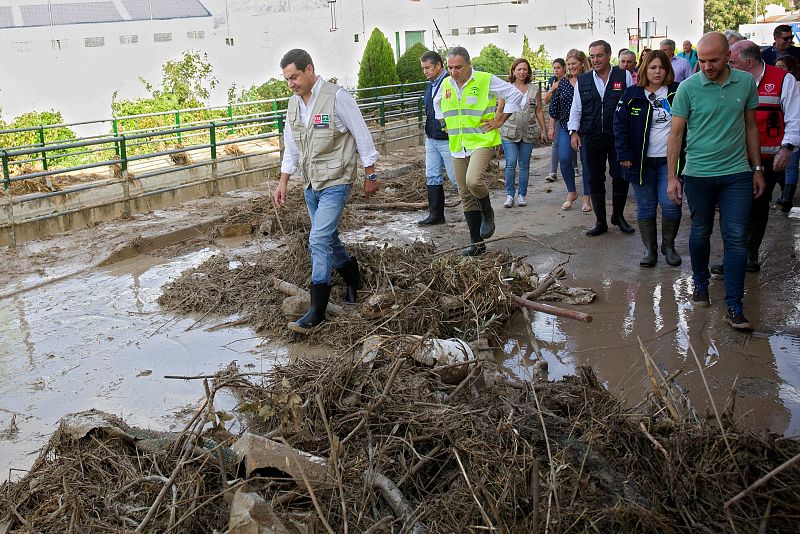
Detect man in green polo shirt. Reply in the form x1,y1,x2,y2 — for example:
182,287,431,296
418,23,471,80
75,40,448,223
666,32,766,331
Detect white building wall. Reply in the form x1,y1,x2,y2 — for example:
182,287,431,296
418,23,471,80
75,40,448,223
0,0,704,129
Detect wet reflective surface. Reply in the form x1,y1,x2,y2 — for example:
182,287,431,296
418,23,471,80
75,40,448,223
0,241,290,481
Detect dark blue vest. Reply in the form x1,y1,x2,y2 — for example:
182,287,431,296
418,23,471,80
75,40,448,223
425,72,449,141
578,66,627,136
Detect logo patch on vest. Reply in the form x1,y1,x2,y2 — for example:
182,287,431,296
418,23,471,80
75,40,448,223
612,82,623,91
313,114,330,129
764,83,776,93
446,89,452,99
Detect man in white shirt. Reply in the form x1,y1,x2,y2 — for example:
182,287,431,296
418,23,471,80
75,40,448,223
661,39,693,82
568,39,635,236
433,47,525,255
274,48,379,333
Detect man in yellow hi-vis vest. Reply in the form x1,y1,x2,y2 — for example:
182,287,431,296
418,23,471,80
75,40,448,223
434,47,525,255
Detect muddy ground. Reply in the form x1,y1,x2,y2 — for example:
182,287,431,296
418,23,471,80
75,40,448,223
1,145,798,481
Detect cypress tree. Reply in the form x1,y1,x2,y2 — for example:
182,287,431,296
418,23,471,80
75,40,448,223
396,42,429,85
358,28,400,99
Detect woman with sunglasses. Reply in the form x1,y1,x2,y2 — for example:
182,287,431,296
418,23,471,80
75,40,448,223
613,50,685,267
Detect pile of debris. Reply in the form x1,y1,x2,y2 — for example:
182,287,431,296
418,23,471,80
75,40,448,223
3,342,799,533
157,239,587,347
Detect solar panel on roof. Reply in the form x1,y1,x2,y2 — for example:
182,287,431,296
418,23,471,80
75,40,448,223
20,2,122,27
0,6,15,28
122,0,210,21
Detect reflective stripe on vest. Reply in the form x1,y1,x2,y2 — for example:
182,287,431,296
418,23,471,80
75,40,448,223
757,65,786,158
440,71,500,152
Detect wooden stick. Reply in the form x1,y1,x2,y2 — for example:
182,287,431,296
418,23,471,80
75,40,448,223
725,451,800,508
525,264,567,301
434,233,529,256
273,277,345,317
281,439,336,534
316,394,349,534
341,357,404,445
639,422,671,462
369,471,427,534
510,294,592,323
453,449,495,531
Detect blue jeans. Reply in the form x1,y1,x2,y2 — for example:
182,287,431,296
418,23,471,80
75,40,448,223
550,131,577,175
501,138,534,196
425,137,458,188
630,158,682,220
684,172,753,308
304,183,352,285
786,150,799,186
556,124,590,194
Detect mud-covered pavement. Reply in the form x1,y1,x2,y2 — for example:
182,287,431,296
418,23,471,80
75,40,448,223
1,146,799,481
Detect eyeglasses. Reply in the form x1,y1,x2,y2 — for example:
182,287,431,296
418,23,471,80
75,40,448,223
777,35,794,41
648,93,662,108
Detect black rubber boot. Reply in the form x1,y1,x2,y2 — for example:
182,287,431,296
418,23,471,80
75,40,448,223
637,218,658,267
463,211,486,256
335,258,362,304
610,194,635,234
418,185,446,225
288,283,331,334
746,215,768,273
476,194,495,240
585,194,608,236
781,184,796,213
660,218,682,266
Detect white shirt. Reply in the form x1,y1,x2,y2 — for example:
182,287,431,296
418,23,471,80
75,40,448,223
646,86,672,157
670,55,693,83
567,68,634,132
433,70,525,157
280,76,379,176
753,62,800,148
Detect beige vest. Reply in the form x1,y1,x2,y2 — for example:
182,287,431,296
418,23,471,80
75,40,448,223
499,85,539,143
287,80,358,190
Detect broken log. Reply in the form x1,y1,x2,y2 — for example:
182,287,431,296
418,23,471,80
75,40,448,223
510,294,593,323
273,278,345,317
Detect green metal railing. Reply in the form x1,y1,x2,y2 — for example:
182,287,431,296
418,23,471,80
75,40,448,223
1,90,426,191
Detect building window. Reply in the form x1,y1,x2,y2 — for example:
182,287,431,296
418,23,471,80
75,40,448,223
471,26,498,35
12,41,31,53
568,22,589,30
119,35,139,45
225,37,235,46
187,30,205,40
354,34,359,42
405,30,425,49
536,25,557,32
154,32,172,43
508,25,517,33
50,39,68,50
451,28,459,36
84,37,105,48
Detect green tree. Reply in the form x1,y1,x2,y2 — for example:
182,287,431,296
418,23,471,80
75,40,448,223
142,50,218,107
396,42,429,84
0,110,77,168
358,28,400,98
472,44,514,76
521,36,551,72
702,0,790,32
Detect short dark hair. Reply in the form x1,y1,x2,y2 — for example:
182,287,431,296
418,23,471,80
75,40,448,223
447,46,471,64
552,57,566,68
774,24,792,38
280,48,314,71
588,40,611,55
420,50,443,66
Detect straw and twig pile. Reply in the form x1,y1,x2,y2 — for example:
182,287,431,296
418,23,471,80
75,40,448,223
158,239,535,347
4,346,799,533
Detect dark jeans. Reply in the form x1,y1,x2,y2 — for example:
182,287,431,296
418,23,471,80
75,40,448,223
684,171,753,308
748,160,780,261
584,132,627,198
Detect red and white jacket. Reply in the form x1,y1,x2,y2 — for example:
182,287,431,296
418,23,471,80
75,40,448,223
756,64,789,158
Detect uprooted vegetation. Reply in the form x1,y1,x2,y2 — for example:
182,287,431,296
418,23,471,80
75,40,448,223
2,343,799,533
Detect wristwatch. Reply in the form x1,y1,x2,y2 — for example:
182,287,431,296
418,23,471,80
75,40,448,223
569,130,578,136
366,173,378,181
752,164,765,172
781,143,795,151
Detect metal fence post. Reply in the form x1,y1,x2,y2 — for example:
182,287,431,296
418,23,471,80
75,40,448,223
417,96,425,145
379,101,386,127
175,112,182,143
227,105,234,134
38,126,48,171
119,135,128,172
1,150,9,190
379,101,388,155
209,122,217,160
112,118,120,156
272,100,279,131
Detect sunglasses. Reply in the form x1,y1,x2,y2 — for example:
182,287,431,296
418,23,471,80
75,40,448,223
777,35,794,41
648,93,663,108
